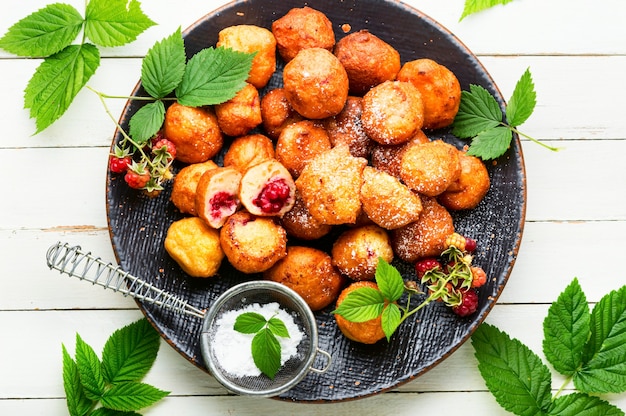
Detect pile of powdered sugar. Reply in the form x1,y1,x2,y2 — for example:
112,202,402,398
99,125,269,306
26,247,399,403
211,301,304,378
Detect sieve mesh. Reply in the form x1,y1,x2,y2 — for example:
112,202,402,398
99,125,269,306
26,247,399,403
200,281,319,397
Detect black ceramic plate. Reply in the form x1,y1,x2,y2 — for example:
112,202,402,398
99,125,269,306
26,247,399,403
106,0,526,402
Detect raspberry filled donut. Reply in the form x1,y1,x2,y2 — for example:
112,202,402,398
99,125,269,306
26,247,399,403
239,159,296,217
370,130,430,179
214,82,262,137
170,160,218,215
271,6,335,62
331,224,394,281
223,134,275,174
275,120,332,178
195,166,242,229
400,139,461,197
438,152,490,210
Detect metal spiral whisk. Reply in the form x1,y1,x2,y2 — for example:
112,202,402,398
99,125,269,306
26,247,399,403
46,242,205,318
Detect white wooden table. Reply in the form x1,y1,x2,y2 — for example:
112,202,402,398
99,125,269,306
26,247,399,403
2,0,625,414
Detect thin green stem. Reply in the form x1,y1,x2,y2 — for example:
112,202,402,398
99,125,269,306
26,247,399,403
553,375,574,400
510,125,562,152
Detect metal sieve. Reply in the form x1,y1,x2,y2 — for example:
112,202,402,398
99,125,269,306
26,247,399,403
45,242,331,397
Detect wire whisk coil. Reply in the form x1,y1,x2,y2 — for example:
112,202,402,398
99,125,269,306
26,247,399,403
46,242,205,318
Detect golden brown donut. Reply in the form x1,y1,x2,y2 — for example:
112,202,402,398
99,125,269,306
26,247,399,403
264,246,345,311
170,160,218,215
260,88,304,139
323,96,372,158
217,24,277,88
331,224,394,281
280,192,332,240
219,210,288,274
275,120,332,178
370,130,430,179
400,139,461,197
223,134,275,174
282,47,349,119
361,80,424,145
334,30,401,95
438,152,490,210
397,58,461,130
195,166,242,229
391,197,455,263
334,281,386,344
271,6,335,62
214,83,262,137
163,102,223,164
164,217,224,278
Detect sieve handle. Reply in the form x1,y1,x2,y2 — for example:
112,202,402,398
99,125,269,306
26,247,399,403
309,348,332,374
46,241,205,319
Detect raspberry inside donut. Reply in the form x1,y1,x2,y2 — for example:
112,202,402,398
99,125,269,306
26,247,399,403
210,191,238,220
253,178,291,214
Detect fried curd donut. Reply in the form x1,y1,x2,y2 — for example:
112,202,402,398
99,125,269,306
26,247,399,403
296,145,368,225
271,6,335,62
219,210,287,274
214,83,262,137
164,217,224,278
391,197,455,263
264,246,345,311
438,152,490,210
400,139,461,197
195,166,242,229
283,47,349,119
260,88,304,139
370,130,430,179
360,166,423,230
239,159,296,217
397,58,461,130
334,30,401,95
223,134,275,174
170,160,218,215
164,102,223,164
323,96,372,159
216,24,276,88
280,192,332,240
275,120,331,178
331,224,394,281
335,281,386,344
361,80,424,145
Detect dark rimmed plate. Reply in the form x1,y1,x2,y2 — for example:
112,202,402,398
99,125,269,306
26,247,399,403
106,0,526,402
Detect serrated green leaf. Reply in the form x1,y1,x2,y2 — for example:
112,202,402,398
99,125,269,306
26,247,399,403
176,46,254,107
0,3,84,57
381,303,401,341
376,258,405,302
75,334,106,401
234,312,267,334
62,344,94,416
101,318,160,384
251,328,281,379
575,286,626,393
100,381,169,412
129,100,165,145
84,0,155,48
141,28,186,99
332,287,386,322
548,392,624,416
543,278,590,376
472,323,552,416
507,68,536,127
460,0,516,21
466,126,512,160
90,408,142,416
24,43,100,133
268,317,290,338
451,84,502,138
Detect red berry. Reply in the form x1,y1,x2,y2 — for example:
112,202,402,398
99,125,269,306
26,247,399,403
471,266,487,288
153,138,177,160
415,258,441,279
124,170,150,189
465,237,477,253
453,289,479,317
109,155,131,173
253,178,291,214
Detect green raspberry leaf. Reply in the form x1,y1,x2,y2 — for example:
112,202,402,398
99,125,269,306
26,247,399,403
176,46,254,107
381,303,401,341
268,317,290,338
543,278,590,376
85,0,156,48
251,328,281,379
62,344,94,416
100,381,169,412
575,285,626,393
141,28,186,99
472,323,553,416
506,67,537,127
466,126,512,160
234,312,268,334
129,100,165,146
75,334,106,401
375,258,405,302
332,287,386,323
101,318,160,384
0,3,84,57
24,43,100,133
460,0,516,21
548,393,624,416
451,84,502,139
